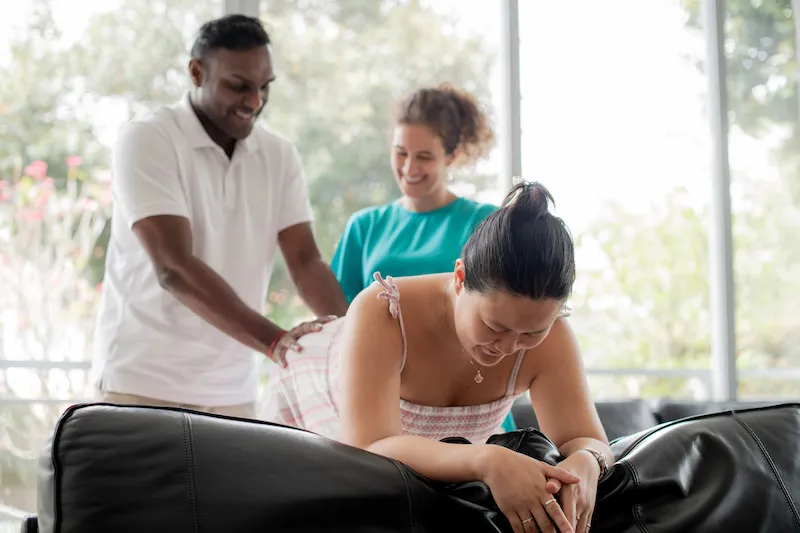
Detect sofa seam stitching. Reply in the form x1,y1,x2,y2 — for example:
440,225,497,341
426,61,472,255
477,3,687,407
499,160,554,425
733,413,800,531
182,413,200,533
623,461,650,533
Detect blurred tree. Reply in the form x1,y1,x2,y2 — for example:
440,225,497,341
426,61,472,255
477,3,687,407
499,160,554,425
570,188,712,399
0,0,105,186
679,0,800,378
70,0,218,117
681,0,799,198
573,173,800,399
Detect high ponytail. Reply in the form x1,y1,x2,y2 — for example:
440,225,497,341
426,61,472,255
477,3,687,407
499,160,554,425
462,181,575,301
501,180,556,214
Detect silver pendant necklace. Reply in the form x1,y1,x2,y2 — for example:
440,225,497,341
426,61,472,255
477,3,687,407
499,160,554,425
470,360,484,383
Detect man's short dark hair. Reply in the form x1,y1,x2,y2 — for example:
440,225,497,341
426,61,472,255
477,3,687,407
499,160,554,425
190,14,271,61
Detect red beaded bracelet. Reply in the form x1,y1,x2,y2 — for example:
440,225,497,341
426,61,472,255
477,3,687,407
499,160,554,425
267,330,286,359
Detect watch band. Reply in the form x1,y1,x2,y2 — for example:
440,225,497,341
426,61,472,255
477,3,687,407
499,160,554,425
581,448,609,478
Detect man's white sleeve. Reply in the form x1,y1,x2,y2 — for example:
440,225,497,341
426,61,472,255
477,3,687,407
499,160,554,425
112,121,190,228
277,143,314,232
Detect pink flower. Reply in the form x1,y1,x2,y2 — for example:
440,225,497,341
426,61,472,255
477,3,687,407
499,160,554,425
24,160,48,180
22,209,44,221
33,193,50,208
65,155,83,168
79,198,99,212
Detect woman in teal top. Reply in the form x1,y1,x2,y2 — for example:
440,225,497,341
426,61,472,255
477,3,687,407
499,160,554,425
331,83,516,432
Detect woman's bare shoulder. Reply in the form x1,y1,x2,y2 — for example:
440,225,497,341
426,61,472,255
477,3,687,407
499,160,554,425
351,274,448,313
337,282,406,370
342,274,447,345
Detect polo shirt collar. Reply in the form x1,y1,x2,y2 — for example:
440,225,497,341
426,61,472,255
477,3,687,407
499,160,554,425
176,92,260,155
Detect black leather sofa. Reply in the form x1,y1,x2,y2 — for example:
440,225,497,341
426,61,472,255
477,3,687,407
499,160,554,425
22,398,800,533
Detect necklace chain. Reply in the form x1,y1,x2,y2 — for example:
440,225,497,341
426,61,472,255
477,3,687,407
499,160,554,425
444,280,484,384
470,360,484,384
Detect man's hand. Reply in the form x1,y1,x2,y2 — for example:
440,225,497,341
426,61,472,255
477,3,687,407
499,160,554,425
268,315,338,367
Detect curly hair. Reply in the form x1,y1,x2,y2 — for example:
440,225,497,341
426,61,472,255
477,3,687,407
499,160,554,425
393,83,496,168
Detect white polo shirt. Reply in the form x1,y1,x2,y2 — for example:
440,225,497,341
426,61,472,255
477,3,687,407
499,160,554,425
91,94,312,406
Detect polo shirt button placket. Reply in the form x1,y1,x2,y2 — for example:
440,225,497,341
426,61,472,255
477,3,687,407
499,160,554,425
223,158,238,211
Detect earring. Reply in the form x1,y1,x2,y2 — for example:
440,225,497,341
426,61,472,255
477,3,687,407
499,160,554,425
447,171,454,182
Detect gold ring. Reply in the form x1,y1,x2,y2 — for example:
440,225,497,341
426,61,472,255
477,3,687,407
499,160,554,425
544,498,558,507
522,517,534,524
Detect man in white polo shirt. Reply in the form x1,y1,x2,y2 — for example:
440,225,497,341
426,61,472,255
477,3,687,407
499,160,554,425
92,14,348,417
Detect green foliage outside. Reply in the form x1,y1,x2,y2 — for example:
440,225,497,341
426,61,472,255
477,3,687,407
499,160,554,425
1,0,798,515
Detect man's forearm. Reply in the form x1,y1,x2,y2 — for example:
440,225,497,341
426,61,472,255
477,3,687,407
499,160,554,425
159,256,283,354
290,257,349,317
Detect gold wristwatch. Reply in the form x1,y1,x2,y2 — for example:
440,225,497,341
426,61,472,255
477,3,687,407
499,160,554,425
581,448,609,478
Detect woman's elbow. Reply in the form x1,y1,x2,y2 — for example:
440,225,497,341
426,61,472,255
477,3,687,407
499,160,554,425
344,432,396,455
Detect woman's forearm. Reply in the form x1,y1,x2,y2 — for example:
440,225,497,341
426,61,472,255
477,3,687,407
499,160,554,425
367,435,493,484
559,437,614,467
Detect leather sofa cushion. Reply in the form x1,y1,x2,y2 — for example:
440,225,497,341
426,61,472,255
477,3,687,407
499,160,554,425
655,400,787,424
37,403,471,533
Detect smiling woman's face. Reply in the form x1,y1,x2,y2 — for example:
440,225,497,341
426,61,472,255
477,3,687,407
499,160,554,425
390,124,453,202
450,263,565,367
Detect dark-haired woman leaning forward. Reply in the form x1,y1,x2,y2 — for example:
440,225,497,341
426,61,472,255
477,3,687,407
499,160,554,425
331,82,518,432
260,182,612,533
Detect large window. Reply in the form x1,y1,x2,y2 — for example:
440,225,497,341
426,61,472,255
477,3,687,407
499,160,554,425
0,0,223,514
519,0,714,399
519,0,800,401
715,0,800,398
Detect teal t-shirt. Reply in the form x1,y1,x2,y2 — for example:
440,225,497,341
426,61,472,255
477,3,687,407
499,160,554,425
331,197,497,303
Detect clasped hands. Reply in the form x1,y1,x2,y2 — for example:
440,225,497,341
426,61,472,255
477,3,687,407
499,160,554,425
482,446,600,533
541,450,600,533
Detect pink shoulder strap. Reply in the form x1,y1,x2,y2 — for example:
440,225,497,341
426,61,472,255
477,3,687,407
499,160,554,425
373,272,408,371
